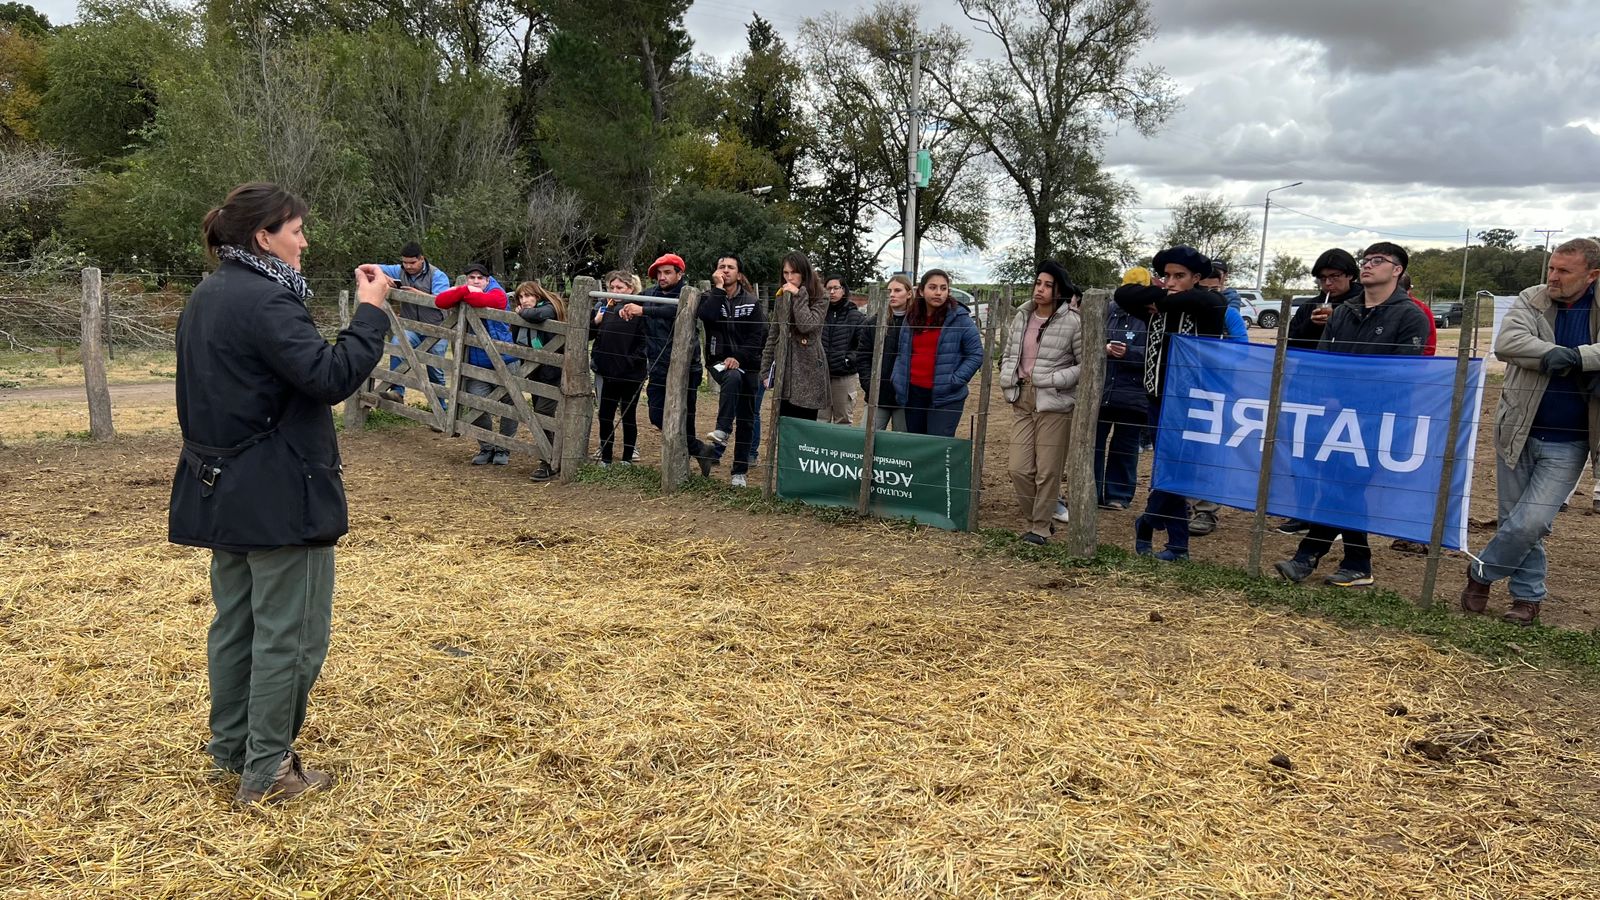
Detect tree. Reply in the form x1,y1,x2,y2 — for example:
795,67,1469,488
929,0,1176,265
39,0,195,166
799,1,990,274
654,185,791,283
1157,194,1254,275
1263,253,1308,296
0,3,49,36
0,23,46,140
1476,228,1517,250
539,0,693,269
723,15,806,195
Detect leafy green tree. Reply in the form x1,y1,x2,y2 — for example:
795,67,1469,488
0,3,47,35
1476,228,1517,250
39,0,194,166
1156,194,1254,277
930,0,1176,265
0,23,45,140
800,1,989,274
654,185,792,283
1264,253,1309,296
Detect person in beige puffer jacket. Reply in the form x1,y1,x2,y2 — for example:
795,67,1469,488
1000,261,1084,543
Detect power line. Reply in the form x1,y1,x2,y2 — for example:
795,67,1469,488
1271,205,1476,241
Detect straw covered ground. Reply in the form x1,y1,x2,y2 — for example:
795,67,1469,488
3,429,1600,898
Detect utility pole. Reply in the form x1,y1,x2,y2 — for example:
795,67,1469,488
901,46,925,278
1534,228,1564,274
1256,181,1303,290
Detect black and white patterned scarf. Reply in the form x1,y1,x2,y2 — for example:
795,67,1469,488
217,244,313,303
1142,309,1196,400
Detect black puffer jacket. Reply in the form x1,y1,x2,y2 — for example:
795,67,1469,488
1287,284,1362,350
1102,303,1150,412
1320,285,1432,356
873,310,907,409
637,280,703,387
168,261,388,552
822,297,869,377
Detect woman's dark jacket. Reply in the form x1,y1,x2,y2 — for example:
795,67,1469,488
168,261,387,552
591,305,648,382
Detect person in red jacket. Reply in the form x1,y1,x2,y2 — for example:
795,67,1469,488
1400,274,1438,356
435,262,518,466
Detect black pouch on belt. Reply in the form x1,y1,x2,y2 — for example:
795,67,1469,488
180,428,277,499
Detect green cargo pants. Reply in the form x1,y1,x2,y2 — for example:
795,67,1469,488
206,545,335,793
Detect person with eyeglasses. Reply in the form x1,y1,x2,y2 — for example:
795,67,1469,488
1462,238,1600,626
1272,241,1431,590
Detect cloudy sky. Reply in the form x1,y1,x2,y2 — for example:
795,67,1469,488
31,0,1600,284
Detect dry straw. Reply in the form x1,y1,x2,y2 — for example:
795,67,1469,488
2,436,1600,898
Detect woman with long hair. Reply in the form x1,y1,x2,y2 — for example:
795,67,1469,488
514,280,568,481
169,183,391,806
758,251,829,420
999,261,1083,544
891,269,985,437
869,274,914,432
590,270,647,466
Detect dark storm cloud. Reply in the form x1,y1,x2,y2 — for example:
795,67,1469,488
1150,0,1530,70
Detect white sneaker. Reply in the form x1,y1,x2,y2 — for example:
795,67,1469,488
731,474,747,488
707,428,729,443
1052,501,1070,524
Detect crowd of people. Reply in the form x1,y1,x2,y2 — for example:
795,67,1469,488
169,181,1600,807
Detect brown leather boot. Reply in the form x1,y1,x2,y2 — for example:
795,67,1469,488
1459,576,1490,614
233,750,333,807
1501,599,1541,627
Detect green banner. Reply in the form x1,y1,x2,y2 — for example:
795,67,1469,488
775,417,973,531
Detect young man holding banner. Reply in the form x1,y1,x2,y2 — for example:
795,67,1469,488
1273,242,1430,588
1462,238,1600,625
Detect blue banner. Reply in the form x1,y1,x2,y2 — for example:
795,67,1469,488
1153,335,1484,549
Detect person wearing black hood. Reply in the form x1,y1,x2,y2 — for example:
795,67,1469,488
1113,245,1229,561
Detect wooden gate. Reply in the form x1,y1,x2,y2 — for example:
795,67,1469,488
344,279,598,483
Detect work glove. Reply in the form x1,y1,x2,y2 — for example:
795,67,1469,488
1540,346,1582,375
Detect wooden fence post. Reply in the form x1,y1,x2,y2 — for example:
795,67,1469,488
79,267,114,441
968,288,1001,532
1420,293,1479,608
339,289,368,432
762,320,789,499
858,283,890,515
559,277,598,483
1064,290,1107,556
1246,297,1294,577
661,286,701,491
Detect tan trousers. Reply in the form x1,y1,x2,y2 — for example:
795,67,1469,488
824,375,858,425
1010,388,1072,538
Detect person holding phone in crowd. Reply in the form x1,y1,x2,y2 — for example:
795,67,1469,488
170,183,391,807
892,269,985,437
699,254,767,487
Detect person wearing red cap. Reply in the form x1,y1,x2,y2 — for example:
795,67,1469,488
619,252,716,475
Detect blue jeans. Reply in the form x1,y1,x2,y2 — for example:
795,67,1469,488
1094,405,1144,506
388,329,446,403
1473,437,1590,603
903,385,964,437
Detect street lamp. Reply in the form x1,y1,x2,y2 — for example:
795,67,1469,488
1256,181,1303,290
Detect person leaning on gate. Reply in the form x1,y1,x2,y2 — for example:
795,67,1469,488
434,262,519,466
1113,246,1229,561
1272,241,1431,590
618,253,718,476
820,275,871,425
1461,238,1600,626
168,182,391,807
1094,288,1150,511
512,280,567,482
1000,260,1084,545
698,253,768,488
372,241,452,408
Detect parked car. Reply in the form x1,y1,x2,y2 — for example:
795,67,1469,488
1232,290,1282,330
1433,302,1464,328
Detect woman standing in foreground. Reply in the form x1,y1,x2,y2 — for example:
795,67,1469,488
891,269,985,437
168,183,391,807
1000,261,1083,544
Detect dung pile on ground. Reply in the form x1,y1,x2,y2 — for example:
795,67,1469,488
2,455,1600,898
